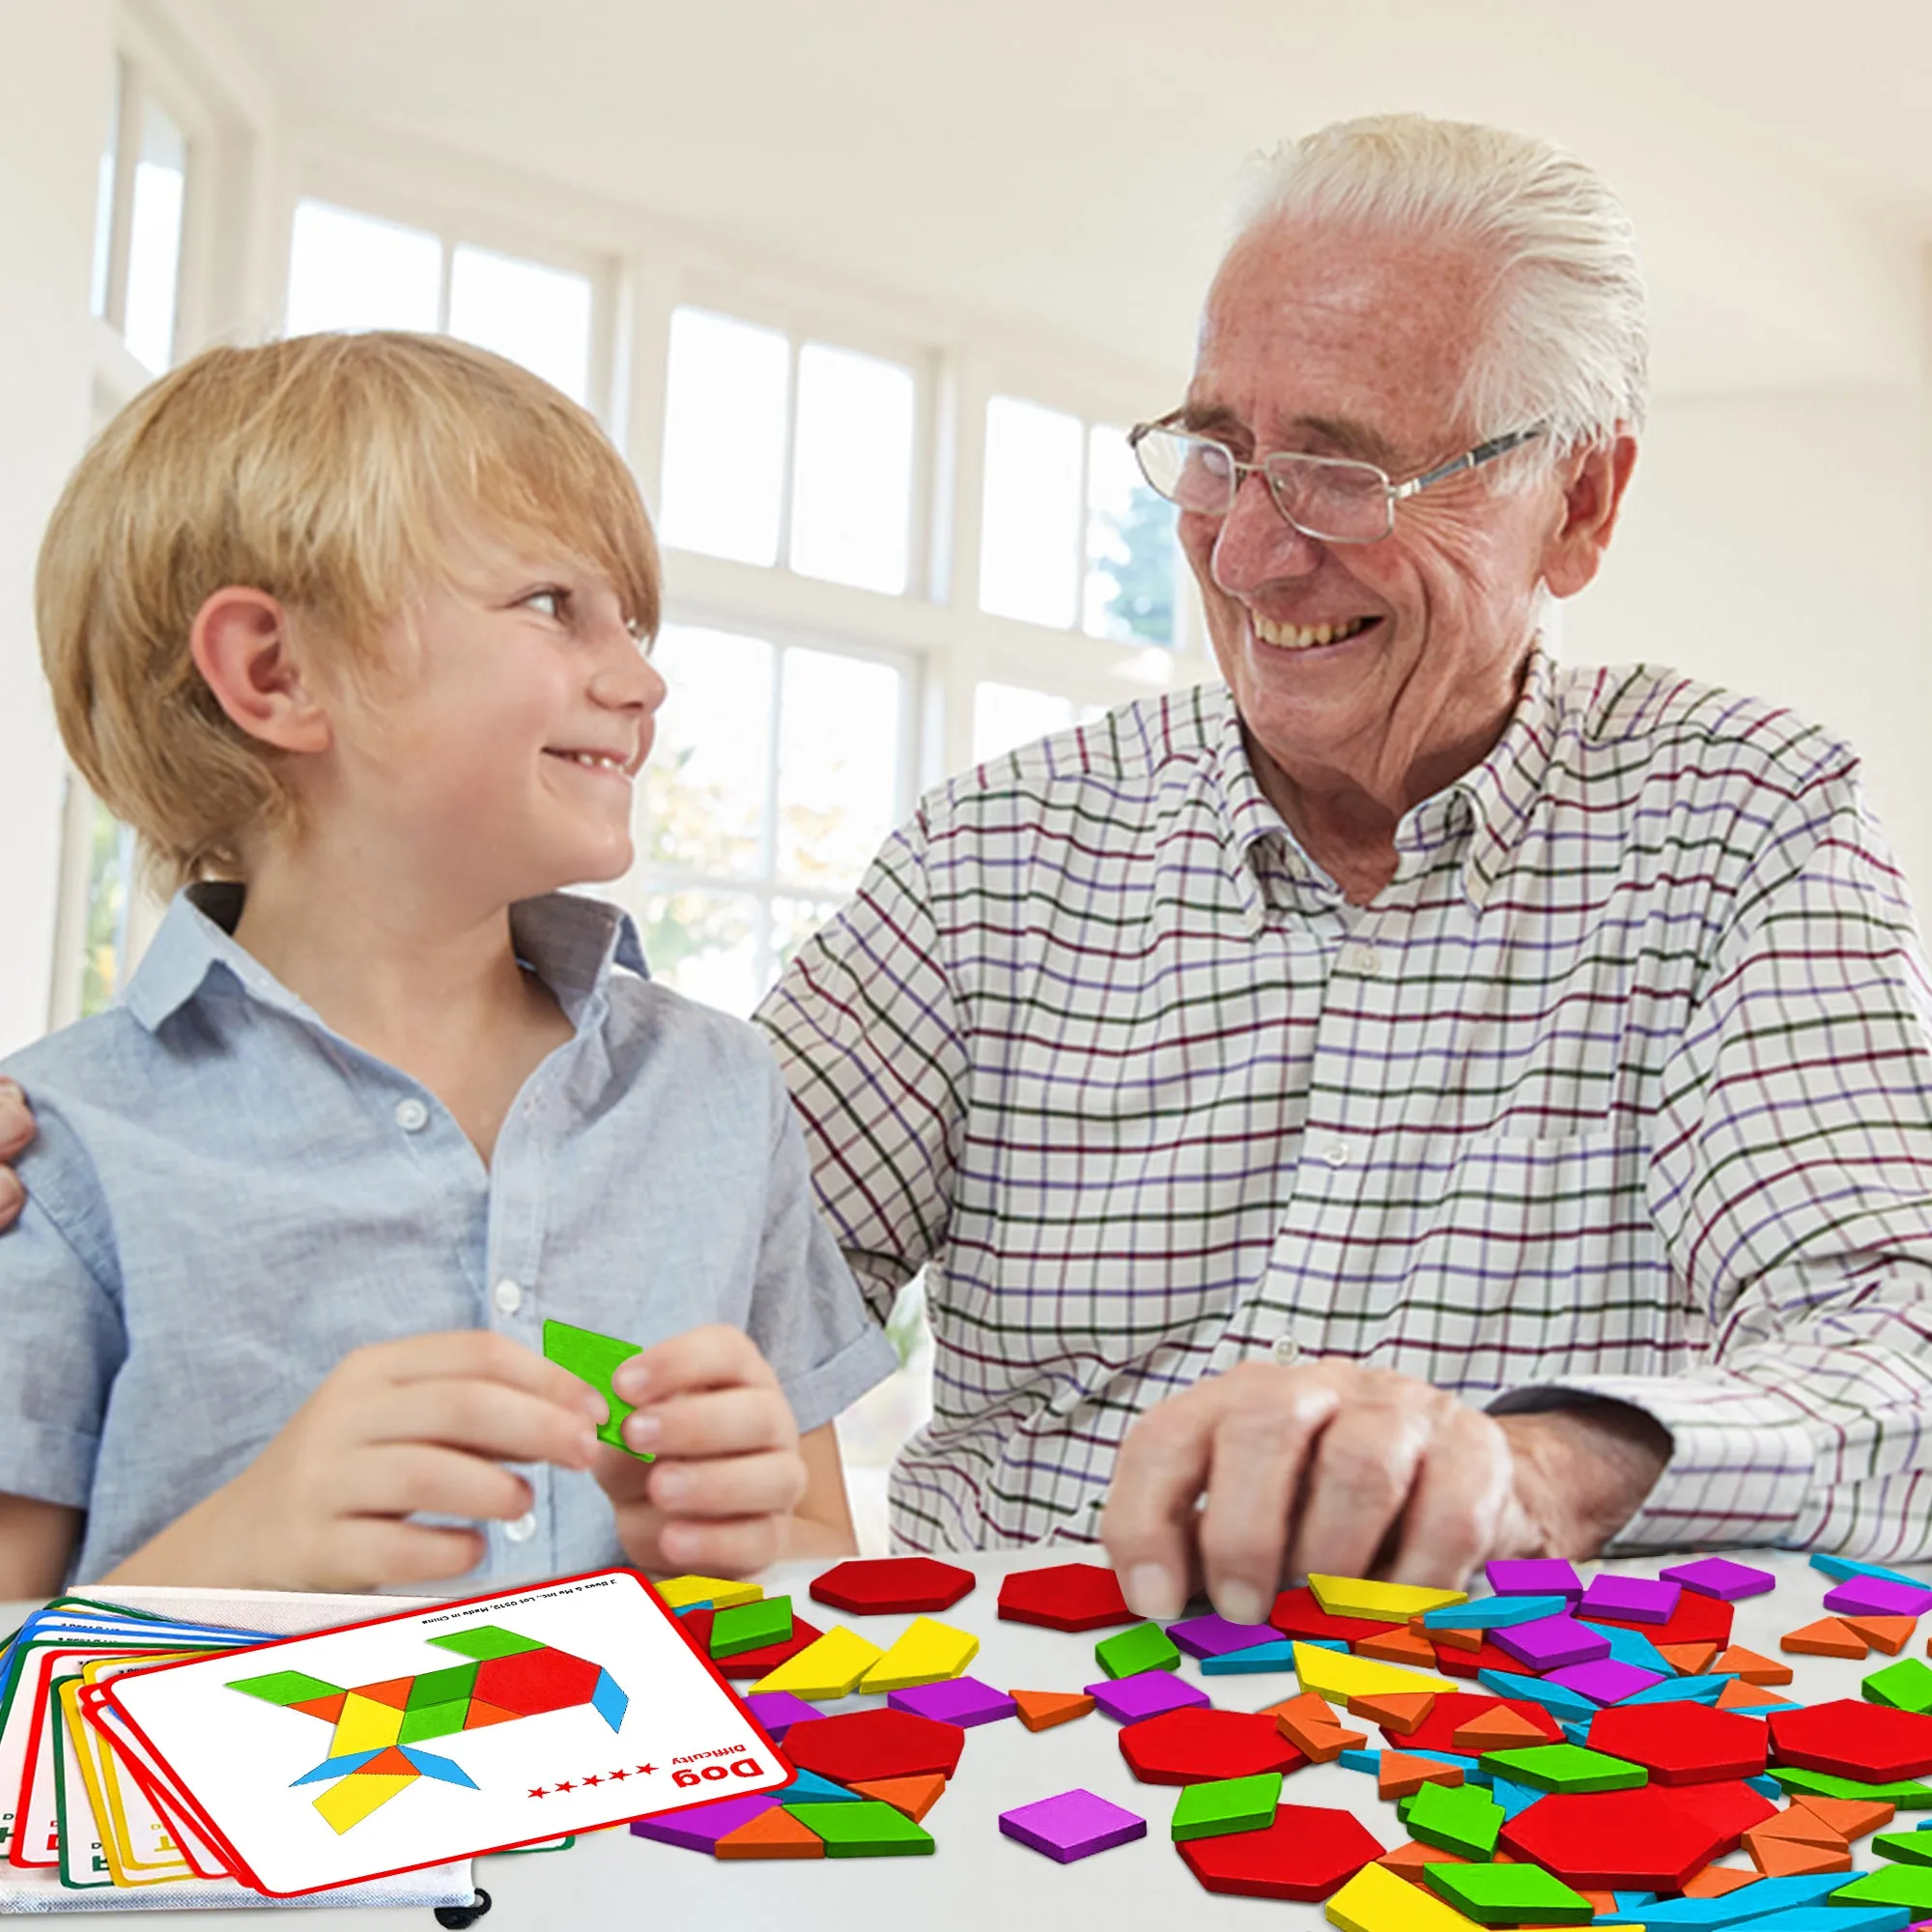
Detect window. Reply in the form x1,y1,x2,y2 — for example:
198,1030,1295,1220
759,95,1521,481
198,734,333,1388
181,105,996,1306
658,306,918,594
283,198,595,404
980,396,1182,646
90,55,190,376
613,624,912,1015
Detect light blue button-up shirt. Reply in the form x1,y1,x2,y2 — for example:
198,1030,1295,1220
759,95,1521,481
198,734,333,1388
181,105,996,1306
0,885,896,1586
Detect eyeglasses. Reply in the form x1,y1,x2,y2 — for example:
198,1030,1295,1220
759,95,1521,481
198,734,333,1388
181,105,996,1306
1127,413,1546,544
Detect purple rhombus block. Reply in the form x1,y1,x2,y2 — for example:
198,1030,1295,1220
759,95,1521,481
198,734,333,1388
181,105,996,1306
1491,1613,1611,1672
1658,1556,1776,1602
1000,1788,1148,1862
1486,1558,1582,1599
1083,1669,1210,1723
1822,1575,1932,1619
1577,1575,1682,1625
888,1675,1018,1726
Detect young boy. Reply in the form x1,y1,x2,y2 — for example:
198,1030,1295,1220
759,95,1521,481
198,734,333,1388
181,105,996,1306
0,332,896,1597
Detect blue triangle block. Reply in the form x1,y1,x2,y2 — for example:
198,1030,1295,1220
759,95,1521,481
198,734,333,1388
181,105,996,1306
781,1769,862,1804
1577,1620,1674,1676
291,1748,385,1785
398,1747,479,1789
1490,1776,1542,1820
1810,1553,1929,1591
1339,1748,1380,1774
1422,1596,1572,1629
1201,1640,1295,1674
1614,1893,1660,1911
1747,1774,1784,1799
1475,1668,1599,1722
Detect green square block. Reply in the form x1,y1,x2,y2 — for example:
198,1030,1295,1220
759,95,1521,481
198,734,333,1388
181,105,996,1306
1406,1779,1503,1860
398,1698,470,1745
1094,1622,1182,1680
712,1596,794,1660
1773,1767,1932,1807
1833,1865,1932,1913
1873,1831,1932,1868
1171,1772,1282,1843
429,1625,546,1662
1423,1861,1595,1926
226,1669,343,1707
1865,1658,1932,1717
542,1318,654,1461
785,1800,933,1858
1479,1743,1647,1794
407,1664,480,1710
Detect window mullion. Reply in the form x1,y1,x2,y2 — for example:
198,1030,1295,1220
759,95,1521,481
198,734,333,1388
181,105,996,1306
104,58,141,334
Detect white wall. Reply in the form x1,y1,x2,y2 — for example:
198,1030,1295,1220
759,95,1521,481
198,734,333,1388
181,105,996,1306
0,1,113,1054
1563,378,1930,904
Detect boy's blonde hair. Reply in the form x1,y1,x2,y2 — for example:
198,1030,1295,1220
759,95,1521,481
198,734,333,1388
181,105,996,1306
37,331,662,892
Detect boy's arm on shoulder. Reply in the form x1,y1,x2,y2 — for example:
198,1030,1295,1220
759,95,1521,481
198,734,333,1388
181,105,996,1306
0,1492,81,1598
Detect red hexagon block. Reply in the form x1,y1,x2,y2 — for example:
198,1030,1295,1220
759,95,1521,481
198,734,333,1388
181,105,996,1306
997,1562,1139,1633
1588,1703,1769,1785
1500,1785,1737,1889
781,1709,966,1786
1179,1803,1384,1900
1768,1699,1932,1783
1587,1591,1734,1650
1119,1707,1306,1785
808,1556,976,1616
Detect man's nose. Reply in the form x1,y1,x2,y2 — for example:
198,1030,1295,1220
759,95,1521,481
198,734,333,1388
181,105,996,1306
1208,469,1323,599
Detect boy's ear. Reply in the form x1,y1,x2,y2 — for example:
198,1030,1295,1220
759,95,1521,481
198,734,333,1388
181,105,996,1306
188,586,332,754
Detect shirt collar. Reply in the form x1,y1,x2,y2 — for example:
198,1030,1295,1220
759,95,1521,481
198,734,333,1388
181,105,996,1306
124,885,649,1035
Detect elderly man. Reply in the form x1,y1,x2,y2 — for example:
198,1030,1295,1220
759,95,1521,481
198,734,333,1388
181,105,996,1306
3,116,1929,1621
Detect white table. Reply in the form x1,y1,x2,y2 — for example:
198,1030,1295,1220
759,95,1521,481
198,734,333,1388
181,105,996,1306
2,1549,1918,1928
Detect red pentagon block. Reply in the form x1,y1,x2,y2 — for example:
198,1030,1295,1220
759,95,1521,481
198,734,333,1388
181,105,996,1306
781,1708,966,1785
471,1648,600,1718
1270,1586,1393,1649
1588,1591,1734,1650
1381,1692,1563,1757
1588,1703,1770,1785
809,1556,976,1616
997,1562,1138,1633
1119,1707,1307,1785
1768,1699,1932,1782
677,1607,826,1679
1179,1804,1384,1901
1500,1785,1736,1889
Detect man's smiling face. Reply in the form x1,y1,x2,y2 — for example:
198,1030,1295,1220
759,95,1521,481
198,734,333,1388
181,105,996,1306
1180,218,1573,810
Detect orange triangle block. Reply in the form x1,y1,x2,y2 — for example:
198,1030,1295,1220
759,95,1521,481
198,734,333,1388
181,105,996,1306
1657,1641,1719,1675
463,1699,523,1729
1781,1618,1867,1659
1748,1809,1846,1850
1354,1628,1439,1667
850,1774,946,1821
1378,1750,1463,1800
1790,1795,1894,1840
355,1675,416,1711
715,1806,824,1860
1718,1678,1790,1712
1744,1833,1851,1877
1262,1690,1339,1725
1842,1615,1917,1657
1009,1689,1094,1733
1378,1840,1468,1889
1276,1711,1365,1762
1426,1624,1485,1652
1347,1690,1437,1735
1683,1867,1765,1898
1716,1645,1793,1685
1451,1704,1551,1752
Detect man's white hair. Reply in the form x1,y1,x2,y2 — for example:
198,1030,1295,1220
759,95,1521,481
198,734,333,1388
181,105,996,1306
1231,114,1649,472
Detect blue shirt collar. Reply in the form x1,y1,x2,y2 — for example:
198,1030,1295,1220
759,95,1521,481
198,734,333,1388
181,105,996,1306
124,885,649,1035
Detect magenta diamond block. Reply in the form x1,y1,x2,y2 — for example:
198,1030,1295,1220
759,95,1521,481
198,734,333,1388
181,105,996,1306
1658,1556,1777,1603
888,1675,1018,1727
1545,1658,1667,1704
1487,1558,1582,1599
1083,1669,1211,1723
744,1690,822,1739
1823,1576,1932,1619
1168,1612,1282,1659
1000,1787,1149,1862
1578,1575,1682,1625
1491,1613,1612,1672
631,1791,780,1851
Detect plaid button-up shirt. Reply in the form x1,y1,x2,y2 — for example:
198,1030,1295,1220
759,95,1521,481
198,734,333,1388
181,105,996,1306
756,651,1932,1560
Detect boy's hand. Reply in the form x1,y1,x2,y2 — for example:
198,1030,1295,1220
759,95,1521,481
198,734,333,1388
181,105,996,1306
101,1331,605,1593
591,1325,808,1577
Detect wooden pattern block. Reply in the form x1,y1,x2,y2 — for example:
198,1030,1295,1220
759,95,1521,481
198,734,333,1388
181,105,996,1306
1120,1706,1307,1784
1379,1751,1464,1800
1589,1590,1734,1650
1171,1771,1283,1841
1272,1585,1407,1649
998,1563,1138,1633
749,1625,882,1699
782,1708,966,1785
1293,1643,1455,1702
1350,1691,1437,1736
849,1774,946,1821
1658,1642,1722,1676
1425,1624,1487,1653
1682,1866,1765,1897
1498,1784,1750,1889
1746,1806,1849,1852
1433,1636,1548,1681
784,1799,933,1858
1587,1703,1769,1785
1771,1766,1932,1804
1356,1629,1444,1668
1768,1699,1932,1782
857,1616,979,1692
1865,1659,1932,1715
1719,1679,1798,1713
656,1574,761,1611
1010,1689,1094,1732
1422,1860,1597,1925
1309,1576,1468,1625
1479,1743,1647,1794
1832,1865,1932,1913
1180,1802,1384,1902
1391,1693,1559,1758
1378,1840,1470,1889
810,1556,975,1617
1452,1705,1560,1754
1403,1779,1502,1858
1717,1645,1794,1685
714,1805,825,1859
1094,1621,1182,1680
681,1605,825,1679
1844,1617,1918,1657
1328,1854,1483,1932
1790,1794,1895,1839
710,1595,794,1659
1782,1619,1869,1660
1743,1829,1852,1877
1276,1691,1369,1763
1872,1829,1932,1865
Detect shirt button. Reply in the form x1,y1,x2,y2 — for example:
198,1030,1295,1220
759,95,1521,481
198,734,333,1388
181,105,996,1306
1272,1335,1303,1366
504,1510,537,1544
394,1097,430,1132
492,1278,524,1316
1322,1141,1350,1168
1343,942,1380,976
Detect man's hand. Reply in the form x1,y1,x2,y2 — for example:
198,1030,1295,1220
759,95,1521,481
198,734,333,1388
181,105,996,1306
99,1332,605,1592
0,1079,31,1233
1100,1359,1671,1624
592,1325,811,1577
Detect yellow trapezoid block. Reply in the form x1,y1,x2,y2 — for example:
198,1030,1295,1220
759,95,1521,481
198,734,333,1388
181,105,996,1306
1291,1643,1456,1703
858,1617,981,1693
1307,1575,1469,1625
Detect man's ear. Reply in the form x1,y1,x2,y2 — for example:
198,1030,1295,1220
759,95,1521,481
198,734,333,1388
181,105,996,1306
1540,432,1638,599
188,586,332,755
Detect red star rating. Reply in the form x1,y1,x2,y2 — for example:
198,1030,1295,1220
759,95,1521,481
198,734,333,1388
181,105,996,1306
554,1780,575,1793
527,1788,547,1800
582,1774,603,1786
609,1768,631,1781
636,1764,656,1776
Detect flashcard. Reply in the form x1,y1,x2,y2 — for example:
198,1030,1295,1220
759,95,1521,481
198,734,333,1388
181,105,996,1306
98,1568,792,1896
52,1681,119,1889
